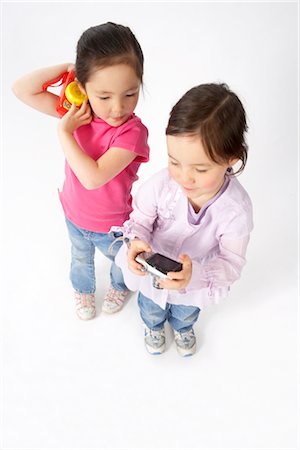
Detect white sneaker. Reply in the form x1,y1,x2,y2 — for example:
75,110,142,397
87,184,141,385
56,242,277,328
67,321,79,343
144,325,166,355
102,285,130,314
174,328,196,357
75,292,96,320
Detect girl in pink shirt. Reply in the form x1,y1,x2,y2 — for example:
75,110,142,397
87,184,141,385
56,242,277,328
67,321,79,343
115,83,253,357
13,22,149,320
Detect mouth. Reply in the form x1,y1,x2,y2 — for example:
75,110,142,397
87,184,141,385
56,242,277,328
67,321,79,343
108,117,127,127
111,116,126,123
182,186,196,191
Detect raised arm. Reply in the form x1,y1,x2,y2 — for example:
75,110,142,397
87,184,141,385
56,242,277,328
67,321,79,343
12,63,72,118
57,101,137,190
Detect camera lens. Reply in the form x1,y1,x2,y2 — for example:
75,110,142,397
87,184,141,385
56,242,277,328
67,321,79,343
152,276,162,290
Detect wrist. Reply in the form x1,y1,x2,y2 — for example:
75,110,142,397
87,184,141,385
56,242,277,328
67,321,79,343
125,236,141,248
58,128,76,149
58,122,74,137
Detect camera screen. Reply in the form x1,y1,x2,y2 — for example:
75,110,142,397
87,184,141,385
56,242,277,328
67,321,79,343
146,253,182,275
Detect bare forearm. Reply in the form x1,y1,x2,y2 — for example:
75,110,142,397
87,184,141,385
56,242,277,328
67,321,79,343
13,64,70,97
12,63,72,117
58,130,101,190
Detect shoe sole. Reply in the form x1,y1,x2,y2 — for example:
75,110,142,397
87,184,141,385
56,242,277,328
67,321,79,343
76,312,96,320
102,304,123,314
176,343,196,357
145,343,166,355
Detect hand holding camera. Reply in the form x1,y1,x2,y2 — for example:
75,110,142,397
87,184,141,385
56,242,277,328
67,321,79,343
128,238,192,290
127,239,153,276
158,254,192,290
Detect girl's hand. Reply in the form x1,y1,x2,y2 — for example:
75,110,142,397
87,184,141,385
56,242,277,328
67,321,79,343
58,100,92,135
127,239,152,276
159,254,192,290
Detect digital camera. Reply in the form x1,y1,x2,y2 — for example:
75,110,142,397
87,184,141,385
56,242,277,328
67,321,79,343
135,252,183,289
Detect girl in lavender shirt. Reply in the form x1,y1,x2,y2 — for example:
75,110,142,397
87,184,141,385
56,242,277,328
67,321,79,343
115,83,253,357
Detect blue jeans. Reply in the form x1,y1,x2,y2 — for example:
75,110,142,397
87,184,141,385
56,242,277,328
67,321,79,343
138,292,200,333
65,218,127,294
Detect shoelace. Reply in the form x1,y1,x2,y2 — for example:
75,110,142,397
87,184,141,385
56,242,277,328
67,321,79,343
75,293,95,308
106,288,128,304
148,329,164,342
176,330,194,343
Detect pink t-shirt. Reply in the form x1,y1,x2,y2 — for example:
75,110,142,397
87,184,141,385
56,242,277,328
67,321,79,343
59,114,149,232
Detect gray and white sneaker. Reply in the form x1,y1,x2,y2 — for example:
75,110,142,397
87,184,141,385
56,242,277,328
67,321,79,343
144,326,166,355
174,328,196,357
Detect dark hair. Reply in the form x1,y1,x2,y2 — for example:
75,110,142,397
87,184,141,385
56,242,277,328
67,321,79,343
75,22,144,86
166,83,248,174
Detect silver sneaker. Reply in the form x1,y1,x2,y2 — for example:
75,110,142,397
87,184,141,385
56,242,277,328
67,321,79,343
144,326,166,355
174,329,196,357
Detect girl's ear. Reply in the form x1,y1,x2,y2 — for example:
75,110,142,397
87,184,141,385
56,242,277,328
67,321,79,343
76,80,87,96
228,157,239,168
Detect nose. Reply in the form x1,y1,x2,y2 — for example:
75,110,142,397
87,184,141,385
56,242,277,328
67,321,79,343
111,98,124,118
181,169,195,186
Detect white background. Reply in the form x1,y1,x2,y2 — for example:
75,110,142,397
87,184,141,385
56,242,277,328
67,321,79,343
1,2,299,449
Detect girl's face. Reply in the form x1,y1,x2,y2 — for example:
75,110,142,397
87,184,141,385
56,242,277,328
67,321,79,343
167,134,238,210
80,64,140,127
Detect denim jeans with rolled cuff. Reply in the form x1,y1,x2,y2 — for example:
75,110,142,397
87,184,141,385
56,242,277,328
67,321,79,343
138,291,200,333
65,218,127,294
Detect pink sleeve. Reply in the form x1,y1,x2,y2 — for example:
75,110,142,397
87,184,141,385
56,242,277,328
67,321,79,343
111,121,149,163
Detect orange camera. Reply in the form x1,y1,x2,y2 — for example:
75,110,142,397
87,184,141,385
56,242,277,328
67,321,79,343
42,70,88,117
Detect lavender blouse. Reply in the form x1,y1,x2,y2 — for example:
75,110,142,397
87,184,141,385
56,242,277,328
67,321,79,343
114,168,253,309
